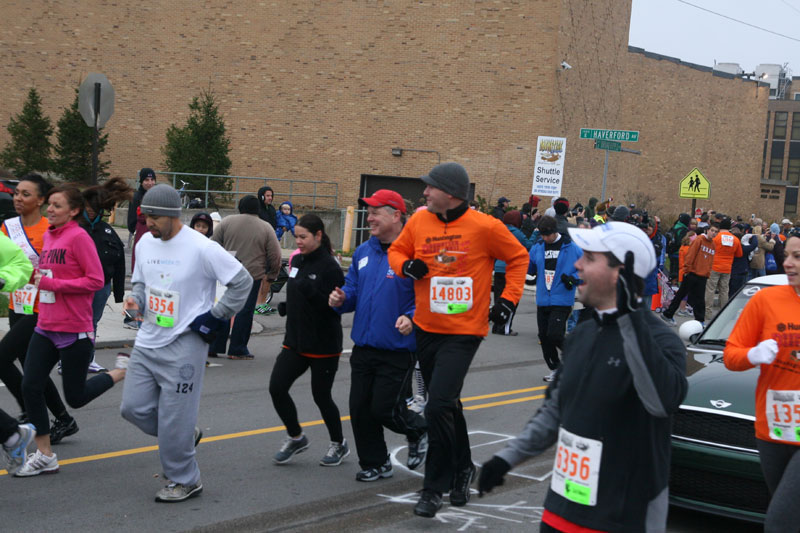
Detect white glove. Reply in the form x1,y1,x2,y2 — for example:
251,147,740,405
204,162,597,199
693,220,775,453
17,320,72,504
747,339,779,366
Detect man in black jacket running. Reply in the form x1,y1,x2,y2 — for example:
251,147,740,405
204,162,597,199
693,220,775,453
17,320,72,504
478,222,688,532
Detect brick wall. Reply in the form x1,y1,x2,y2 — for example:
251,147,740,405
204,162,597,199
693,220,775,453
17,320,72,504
0,0,782,221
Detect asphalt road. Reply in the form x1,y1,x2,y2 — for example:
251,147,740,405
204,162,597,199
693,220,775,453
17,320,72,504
0,289,761,533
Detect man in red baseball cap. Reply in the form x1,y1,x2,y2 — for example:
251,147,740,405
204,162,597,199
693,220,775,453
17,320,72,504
329,189,428,483
357,189,407,213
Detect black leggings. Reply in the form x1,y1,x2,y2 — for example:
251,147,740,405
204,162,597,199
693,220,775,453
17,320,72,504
268,348,342,442
0,408,19,443
0,311,68,419
756,438,800,533
22,333,114,436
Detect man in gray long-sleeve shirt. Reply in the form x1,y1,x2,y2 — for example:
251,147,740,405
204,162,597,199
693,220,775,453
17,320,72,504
120,184,253,503
209,195,281,359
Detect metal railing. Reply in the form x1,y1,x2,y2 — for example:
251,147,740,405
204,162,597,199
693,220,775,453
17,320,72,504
141,171,339,209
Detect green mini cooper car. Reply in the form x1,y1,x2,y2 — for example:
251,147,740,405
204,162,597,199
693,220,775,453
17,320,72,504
669,274,787,523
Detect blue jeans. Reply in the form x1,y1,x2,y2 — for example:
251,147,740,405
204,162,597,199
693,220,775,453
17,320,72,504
210,278,262,356
566,309,580,333
749,267,766,281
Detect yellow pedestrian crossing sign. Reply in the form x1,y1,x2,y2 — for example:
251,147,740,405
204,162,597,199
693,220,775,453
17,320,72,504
679,168,710,199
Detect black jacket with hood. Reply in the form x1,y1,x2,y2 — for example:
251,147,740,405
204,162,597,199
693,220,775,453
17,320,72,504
257,186,278,229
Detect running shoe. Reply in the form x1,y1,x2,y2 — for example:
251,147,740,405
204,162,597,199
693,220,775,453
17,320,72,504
543,370,557,382
2,423,36,474
407,433,428,470
449,464,477,507
16,413,28,424
254,304,276,315
88,361,108,373
194,426,203,448
115,353,131,370
50,416,78,445
660,313,677,326
155,481,203,503
227,353,254,360
123,317,140,330
273,435,310,464
319,439,350,466
413,489,443,518
14,449,59,477
355,459,393,482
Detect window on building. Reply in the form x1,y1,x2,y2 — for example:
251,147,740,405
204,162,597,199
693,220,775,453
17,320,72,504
788,158,800,185
771,158,784,180
766,113,771,138
786,187,798,215
793,113,800,139
795,93,800,100
775,111,788,139
770,141,786,180
762,141,769,178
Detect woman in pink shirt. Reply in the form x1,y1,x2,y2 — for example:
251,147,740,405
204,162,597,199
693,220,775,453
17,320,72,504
16,185,128,477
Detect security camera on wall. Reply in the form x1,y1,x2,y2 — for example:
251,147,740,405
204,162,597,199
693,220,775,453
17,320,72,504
560,61,572,70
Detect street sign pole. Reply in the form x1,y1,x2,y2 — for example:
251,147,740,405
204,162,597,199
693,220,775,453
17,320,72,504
91,82,100,185
601,149,609,202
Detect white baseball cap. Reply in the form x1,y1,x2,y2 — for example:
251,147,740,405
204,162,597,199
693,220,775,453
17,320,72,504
568,222,656,278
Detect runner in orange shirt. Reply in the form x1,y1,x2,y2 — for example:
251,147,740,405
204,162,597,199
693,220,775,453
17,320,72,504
724,234,800,531
705,217,742,320
387,162,528,518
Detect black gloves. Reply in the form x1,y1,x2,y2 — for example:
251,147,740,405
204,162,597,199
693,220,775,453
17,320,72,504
489,298,514,325
478,456,511,496
402,259,429,280
277,302,287,317
616,251,639,315
560,273,581,290
189,310,227,343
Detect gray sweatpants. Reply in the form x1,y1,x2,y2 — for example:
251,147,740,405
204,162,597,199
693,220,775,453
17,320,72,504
120,332,207,486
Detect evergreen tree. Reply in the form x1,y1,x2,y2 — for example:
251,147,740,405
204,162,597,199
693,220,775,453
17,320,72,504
0,88,53,176
53,89,110,183
162,89,232,192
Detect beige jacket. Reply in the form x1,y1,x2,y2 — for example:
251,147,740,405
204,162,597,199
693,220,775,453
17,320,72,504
748,226,775,270
212,213,282,280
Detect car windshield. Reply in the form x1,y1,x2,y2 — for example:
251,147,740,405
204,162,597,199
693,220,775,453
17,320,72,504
698,283,768,345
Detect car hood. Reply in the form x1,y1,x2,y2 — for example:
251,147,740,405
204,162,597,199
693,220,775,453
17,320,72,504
682,354,757,418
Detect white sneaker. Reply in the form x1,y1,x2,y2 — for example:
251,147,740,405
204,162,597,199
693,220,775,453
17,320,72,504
14,449,59,477
88,361,108,373
543,370,557,382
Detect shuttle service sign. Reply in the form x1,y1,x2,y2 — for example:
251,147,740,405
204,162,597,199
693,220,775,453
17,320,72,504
532,136,566,197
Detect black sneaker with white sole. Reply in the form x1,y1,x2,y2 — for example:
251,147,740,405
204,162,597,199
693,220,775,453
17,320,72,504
407,433,428,470
449,464,477,507
49,416,78,445
356,459,393,482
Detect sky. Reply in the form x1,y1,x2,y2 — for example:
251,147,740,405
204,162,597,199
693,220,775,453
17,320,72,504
629,0,800,75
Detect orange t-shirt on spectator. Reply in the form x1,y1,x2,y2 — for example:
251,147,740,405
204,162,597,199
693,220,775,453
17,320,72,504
711,230,743,274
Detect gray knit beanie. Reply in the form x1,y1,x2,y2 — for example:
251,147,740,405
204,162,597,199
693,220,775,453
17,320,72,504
420,162,470,201
140,184,181,217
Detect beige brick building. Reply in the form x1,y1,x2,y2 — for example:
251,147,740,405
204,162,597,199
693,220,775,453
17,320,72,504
0,0,782,221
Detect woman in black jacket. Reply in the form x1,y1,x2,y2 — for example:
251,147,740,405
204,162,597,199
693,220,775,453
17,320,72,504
80,177,132,371
268,214,348,467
